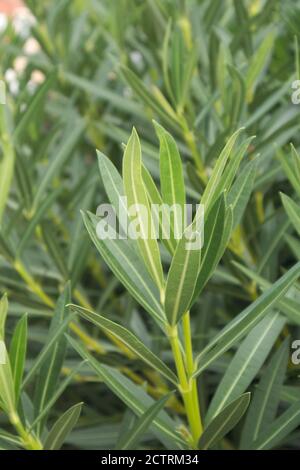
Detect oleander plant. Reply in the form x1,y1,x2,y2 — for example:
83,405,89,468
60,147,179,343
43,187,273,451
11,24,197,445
0,0,300,451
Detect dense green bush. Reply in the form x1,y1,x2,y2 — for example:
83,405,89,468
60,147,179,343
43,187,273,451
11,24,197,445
0,0,299,450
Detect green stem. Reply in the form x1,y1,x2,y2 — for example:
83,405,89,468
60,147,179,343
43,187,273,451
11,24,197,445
182,312,203,440
167,323,202,448
10,412,43,450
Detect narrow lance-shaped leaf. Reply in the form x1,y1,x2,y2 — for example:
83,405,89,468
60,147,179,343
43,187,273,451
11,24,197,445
69,304,177,385
13,71,56,143
216,136,255,195
0,105,15,225
199,393,251,450
194,262,300,377
123,128,164,293
165,206,203,325
206,312,285,423
291,144,300,184
228,158,257,230
33,117,85,210
251,400,300,450
0,293,8,340
240,339,289,449
142,165,176,255
120,66,180,131
68,336,184,449
0,343,16,415
17,186,63,257
233,261,300,325
44,402,83,450
201,128,244,213
245,32,275,103
9,314,27,404
22,312,73,388
192,194,225,302
277,146,300,197
97,150,128,235
154,120,186,241
117,393,173,450
82,211,166,326
34,283,71,433
280,192,300,237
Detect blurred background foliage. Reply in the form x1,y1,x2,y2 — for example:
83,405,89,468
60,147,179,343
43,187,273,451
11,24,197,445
0,0,300,450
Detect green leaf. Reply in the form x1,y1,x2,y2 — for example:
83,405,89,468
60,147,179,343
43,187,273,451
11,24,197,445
122,128,164,292
206,312,285,422
165,209,202,325
194,262,300,376
41,221,69,278
0,342,16,415
228,65,246,129
233,261,300,325
22,312,73,388
121,66,179,131
9,314,27,403
199,393,251,450
117,393,173,450
280,193,300,237
69,304,177,385
44,402,83,450
33,117,85,210
82,211,165,326
154,120,186,241
218,136,255,195
201,128,244,213
0,293,8,340
192,194,225,301
13,71,56,143
277,146,300,198
29,361,86,432
291,144,300,184
228,159,257,230
34,284,70,433
0,106,15,225
251,401,300,450
285,233,300,261
142,165,176,254
246,32,275,103
240,339,289,449
68,336,184,449
170,26,185,106
17,186,63,256
97,150,128,235
233,0,252,56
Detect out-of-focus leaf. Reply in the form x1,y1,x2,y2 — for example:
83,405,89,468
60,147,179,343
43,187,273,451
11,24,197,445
240,339,289,449
206,312,285,422
194,262,300,376
34,284,70,433
44,402,83,450
280,193,300,236
199,393,250,450
68,336,184,450
117,393,173,450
